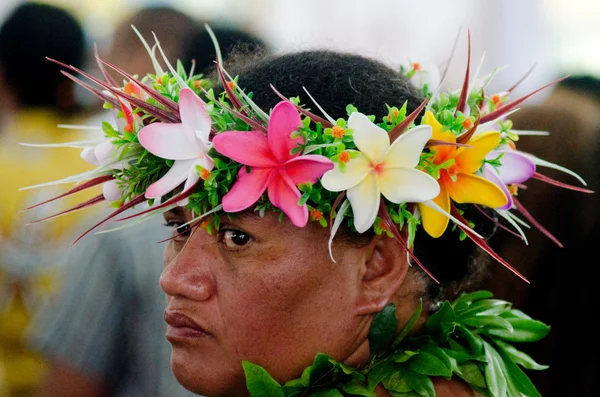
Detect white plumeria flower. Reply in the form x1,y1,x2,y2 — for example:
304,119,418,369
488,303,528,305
138,88,213,201
321,113,440,233
81,139,125,201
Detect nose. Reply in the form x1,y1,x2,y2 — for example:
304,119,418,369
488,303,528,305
160,229,217,302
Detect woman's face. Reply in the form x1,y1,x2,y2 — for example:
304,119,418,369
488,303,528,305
160,208,370,396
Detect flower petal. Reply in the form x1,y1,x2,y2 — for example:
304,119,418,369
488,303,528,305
94,140,116,165
284,155,334,185
417,186,450,238
139,123,202,160
268,170,308,227
179,157,213,206
446,172,508,208
346,172,380,233
379,167,440,204
179,88,211,143
348,112,389,162
320,152,371,192
222,167,273,212
454,131,500,174
102,179,122,201
482,165,513,210
145,159,194,199
422,111,455,143
489,150,536,184
383,125,432,168
81,146,99,165
213,131,278,167
268,101,303,162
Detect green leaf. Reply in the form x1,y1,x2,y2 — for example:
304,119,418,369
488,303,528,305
340,380,377,396
392,300,422,349
242,361,284,397
383,370,413,393
392,350,419,363
419,345,452,374
425,301,456,343
454,325,484,356
456,291,494,306
456,299,512,318
367,360,395,391
369,303,398,355
478,318,550,342
494,340,548,370
483,342,507,397
301,353,336,386
311,388,344,397
408,351,452,378
456,362,486,389
403,367,435,397
460,315,514,333
494,341,543,397
102,121,120,138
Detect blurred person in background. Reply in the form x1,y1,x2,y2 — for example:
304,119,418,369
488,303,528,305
0,3,93,395
483,75,600,397
27,6,267,397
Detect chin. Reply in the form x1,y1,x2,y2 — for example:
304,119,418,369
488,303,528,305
170,346,248,397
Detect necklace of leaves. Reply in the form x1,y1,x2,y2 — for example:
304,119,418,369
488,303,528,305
243,291,550,397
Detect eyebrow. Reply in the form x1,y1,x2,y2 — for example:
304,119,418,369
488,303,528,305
164,207,185,217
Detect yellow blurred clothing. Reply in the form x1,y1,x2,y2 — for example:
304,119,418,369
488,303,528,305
0,109,100,396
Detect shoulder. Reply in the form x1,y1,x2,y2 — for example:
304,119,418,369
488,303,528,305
432,377,480,397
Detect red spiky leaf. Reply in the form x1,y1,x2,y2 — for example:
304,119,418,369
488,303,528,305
480,75,569,124
72,194,147,245
157,218,206,244
512,197,563,248
455,30,471,115
94,44,118,87
389,97,429,142
216,61,248,116
508,63,536,94
473,205,522,240
27,194,105,224
426,140,471,149
531,172,594,193
450,204,529,283
456,111,481,145
378,199,439,284
60,71,120,108
23,175,114,210
270,84,334,128
328,191,346,236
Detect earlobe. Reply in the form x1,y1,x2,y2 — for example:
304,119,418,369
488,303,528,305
355,235,410,316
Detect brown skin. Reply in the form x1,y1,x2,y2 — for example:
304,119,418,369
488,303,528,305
161,208,474,396
36,361,107,397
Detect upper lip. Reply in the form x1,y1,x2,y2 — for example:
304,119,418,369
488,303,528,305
164,311,210,334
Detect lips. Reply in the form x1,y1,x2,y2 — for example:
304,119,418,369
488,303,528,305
164,311,211,340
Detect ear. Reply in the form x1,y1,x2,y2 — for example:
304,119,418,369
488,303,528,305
355,235,410,316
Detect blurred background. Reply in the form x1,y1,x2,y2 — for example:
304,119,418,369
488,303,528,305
0,0,598,396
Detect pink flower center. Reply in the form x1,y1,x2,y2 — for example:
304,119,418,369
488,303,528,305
370,162,385,175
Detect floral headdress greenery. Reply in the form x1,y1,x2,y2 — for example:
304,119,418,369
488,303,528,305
23,28,592,284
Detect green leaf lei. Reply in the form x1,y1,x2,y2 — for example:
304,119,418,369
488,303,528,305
242,291,549,397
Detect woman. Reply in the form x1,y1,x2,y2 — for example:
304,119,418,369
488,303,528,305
30,31,589,396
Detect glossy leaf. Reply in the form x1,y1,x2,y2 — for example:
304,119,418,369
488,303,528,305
369,303,398,355
243,361,284,397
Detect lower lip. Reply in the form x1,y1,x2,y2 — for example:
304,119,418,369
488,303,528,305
166,325,210,340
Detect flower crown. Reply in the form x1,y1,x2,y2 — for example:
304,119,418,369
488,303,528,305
24,27,593,283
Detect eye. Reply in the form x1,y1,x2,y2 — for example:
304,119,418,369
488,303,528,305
222,229,252,249
164,221,191,238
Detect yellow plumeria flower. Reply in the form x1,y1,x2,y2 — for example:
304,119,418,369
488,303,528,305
321,112,440,233
417,111,508,238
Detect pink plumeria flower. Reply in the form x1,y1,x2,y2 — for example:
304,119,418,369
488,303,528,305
138,88,213,200
481,146,536,210
212,101,334,227
320,113,440,233
81,139,125,201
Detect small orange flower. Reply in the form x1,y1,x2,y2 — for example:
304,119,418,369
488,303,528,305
412,62,421,71
338,151,351,164
508,184,518,196
157,76,163,85
124,82,137,96
310,209,323,221
124,123,133,133
377,219,389,233
227,81,235,89
193,80,204,89
332,126,345,139
462,118,473,129
491,94,502,106
200,220,210,229
387,110,399,123
200,168,211,181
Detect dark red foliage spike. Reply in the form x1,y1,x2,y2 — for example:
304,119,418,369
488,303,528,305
378,199,440,284
328,191,346,236
508,63,537,94
97,57,180,114
23,175,114,211
60,71,120,108
426,140,471,149
216,61,248,116
473,205,522,240
476,87,485,110
512,197,563,248
270,84,334,128
48,58,179,123
27,194,105,225
157,218,206,244
450,204,529,283
389,97,429,143
455,30,471,115
480,75,569,124
531,172,594,193
226,105,268,134
456,112,481,145
94,44,118,88
116,180,203,222
72,194,147,245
